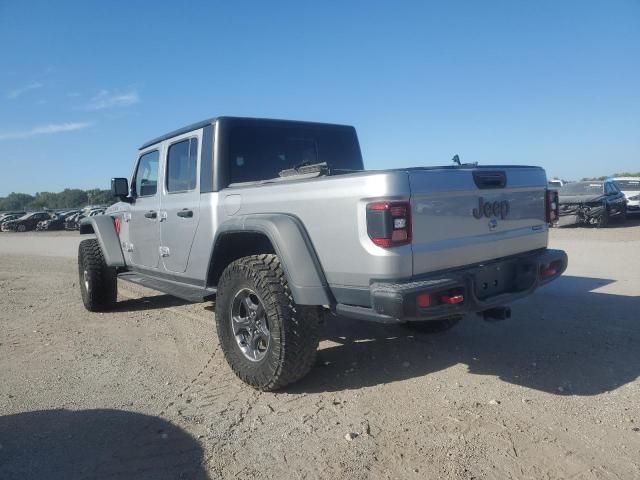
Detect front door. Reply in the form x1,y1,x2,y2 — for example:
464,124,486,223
129,149,161,269
159,132,201,273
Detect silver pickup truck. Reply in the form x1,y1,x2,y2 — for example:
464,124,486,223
78,116,567,390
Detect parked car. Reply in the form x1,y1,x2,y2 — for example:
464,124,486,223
76,116,567,390
37,211,76,231
557,179,627,227
548,179,565,188
613,177,640,215
0,211,26,222
65,208,106,230
65,212,83,230
0,214,23,231
1,211,51,232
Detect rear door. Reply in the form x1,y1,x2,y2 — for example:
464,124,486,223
159,131,201,273
129,149,161,268
409,167,549,275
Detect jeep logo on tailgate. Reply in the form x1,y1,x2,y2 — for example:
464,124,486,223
472,197,510,219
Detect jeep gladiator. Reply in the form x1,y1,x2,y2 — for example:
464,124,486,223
78,116,567,390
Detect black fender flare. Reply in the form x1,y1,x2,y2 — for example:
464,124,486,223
79,216,126,268
211,214,332,306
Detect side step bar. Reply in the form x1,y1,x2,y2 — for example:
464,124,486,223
118,271,216,303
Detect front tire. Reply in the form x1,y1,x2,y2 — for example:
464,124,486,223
215,254,321,391
619,206,627,223
78,239,117,311
596,208,609,228
17,224,26,232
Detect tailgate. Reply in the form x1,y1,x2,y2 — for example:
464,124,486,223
409,167,548,275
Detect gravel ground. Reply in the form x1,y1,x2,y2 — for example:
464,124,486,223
1,221,639,479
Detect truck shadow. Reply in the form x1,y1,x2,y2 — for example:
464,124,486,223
114,294,193,312
291,275,640,396
0,409,209,480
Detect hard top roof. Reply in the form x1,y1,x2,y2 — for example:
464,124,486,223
139,116,353,150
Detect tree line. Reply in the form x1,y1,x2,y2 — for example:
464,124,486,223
0,189,115,211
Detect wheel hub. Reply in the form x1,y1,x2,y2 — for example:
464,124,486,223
230,288,270,362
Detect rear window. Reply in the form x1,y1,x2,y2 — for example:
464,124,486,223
228,124,363,184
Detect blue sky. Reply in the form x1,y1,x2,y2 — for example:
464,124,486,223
0,0,638,196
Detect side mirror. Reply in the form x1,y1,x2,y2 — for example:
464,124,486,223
111,178,132,202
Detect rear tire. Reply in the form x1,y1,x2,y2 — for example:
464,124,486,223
405,316,461,334
215,254,322,391
78,239,117,311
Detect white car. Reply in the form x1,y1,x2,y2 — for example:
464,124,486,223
613,177,640,214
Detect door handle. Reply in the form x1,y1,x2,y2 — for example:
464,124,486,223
177,209,193,218
144,211,157,219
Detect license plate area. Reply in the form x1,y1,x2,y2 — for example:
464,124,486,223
474,261,518,300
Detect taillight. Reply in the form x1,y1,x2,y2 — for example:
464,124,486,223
113,216,121,236
366,201,412,248
545,189,559,224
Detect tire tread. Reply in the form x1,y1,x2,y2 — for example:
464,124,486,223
78,238,117,311
216,254,320,391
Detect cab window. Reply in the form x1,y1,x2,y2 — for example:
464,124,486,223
166,138,198,192
134,150,160,197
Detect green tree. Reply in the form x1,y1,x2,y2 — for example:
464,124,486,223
86,189,115,205
57,189,88,208
0,192,35,211
31,192,59,209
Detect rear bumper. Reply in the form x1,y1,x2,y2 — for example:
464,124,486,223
335,249,568,324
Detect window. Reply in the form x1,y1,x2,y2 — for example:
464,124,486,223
166,138,198,192
227,124,363,184
134,150,160,197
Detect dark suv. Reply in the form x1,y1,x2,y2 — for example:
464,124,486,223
557,179,627,227
1,212,51,232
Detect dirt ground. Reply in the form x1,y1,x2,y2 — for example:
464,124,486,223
1,221,640,479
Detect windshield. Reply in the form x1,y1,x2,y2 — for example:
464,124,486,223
614,180,640,191
560,182,603,195
227,124,363,184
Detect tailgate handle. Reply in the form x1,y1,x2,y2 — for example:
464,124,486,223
473,171,506,189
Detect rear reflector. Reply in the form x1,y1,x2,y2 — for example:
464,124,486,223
541,265,557,278
417,293,431,308
113,216,121,236
366,201,412,248
439,294,465,305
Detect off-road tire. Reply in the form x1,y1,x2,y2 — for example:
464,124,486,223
215,254,322,391
596,208,609,228
619,206,627,223
405,316,462,334
78,238,117,312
